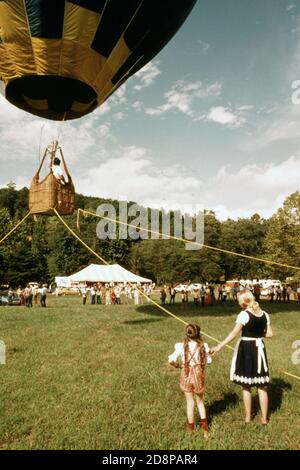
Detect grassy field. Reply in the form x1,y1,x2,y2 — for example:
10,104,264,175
0,296,300,450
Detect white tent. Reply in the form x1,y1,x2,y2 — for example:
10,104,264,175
68,264,152,284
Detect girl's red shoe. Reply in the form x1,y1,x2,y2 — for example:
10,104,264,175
186,421,195,433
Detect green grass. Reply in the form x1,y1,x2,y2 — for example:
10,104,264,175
0,296,300,450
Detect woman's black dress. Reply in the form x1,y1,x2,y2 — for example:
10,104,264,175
230,310,270,387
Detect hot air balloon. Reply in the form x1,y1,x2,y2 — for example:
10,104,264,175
0,0,197,121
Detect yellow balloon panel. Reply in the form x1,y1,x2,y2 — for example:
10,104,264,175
0,0,197,120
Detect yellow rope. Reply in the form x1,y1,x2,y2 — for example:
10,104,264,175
53,209,107,264
55,209,300,383
0,211,31,245
77,209,300,272
283,371,300,381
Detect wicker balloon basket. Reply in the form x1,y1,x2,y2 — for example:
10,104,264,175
29,141,75,216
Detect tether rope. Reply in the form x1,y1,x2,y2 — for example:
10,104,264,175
0,211,31,245
77,208,300,272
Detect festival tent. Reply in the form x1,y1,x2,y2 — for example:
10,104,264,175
67,264,152,284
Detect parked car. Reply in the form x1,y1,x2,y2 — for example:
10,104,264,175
0,291,21,306
0,295,9,306
8,295,21,306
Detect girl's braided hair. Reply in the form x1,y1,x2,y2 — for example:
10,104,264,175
184,324,206,375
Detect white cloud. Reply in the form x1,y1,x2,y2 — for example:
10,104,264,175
145,80,222,117
77,145,201,209
113,112,126,120
287,4,296,12
133,61,161,91
76,140,300,220
197,40,211,54
237,105,254,112
131,101,143,112
94,101,111,116
206,106,245,128
108,84,127,105
204,156,300,219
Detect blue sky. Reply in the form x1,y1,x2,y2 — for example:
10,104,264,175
1,0,300,219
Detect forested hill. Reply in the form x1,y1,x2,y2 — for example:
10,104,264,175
0,183,299,286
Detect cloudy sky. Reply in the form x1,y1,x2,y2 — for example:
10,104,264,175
1,0,300,220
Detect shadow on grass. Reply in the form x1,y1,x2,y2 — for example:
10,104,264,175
269,377,292,415
247,377,292,420
123,319,165,325
207,392,239,425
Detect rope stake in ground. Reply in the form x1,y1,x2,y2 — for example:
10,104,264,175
55,209,300,383
0,211,31,245
77,208,300,272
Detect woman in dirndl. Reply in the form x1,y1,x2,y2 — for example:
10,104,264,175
211,290,273,424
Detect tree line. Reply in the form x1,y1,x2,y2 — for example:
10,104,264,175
0,182,299,286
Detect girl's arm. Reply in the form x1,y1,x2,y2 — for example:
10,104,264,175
211,323,243,355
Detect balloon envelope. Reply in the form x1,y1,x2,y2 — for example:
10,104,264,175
0,0,196,120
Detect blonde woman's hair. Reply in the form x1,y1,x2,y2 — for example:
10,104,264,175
237,289,263,315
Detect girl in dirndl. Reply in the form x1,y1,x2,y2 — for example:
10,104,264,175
211,290,273,424
168,324,212,437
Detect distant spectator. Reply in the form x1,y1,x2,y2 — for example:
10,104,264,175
193,289,199,305
106,287,111,305
169,285,176,305
134,287,140,305
8,288,14,301
40,284,48,307
111,289,116,305
160,286,167,306
200,287,206,307
217,285,223,303
275,286,282,303
96,285,102,304
90,285,96,305
81,286,87,305
24,284,33,308
222,285,227,302
282,285,287,303
181,291,187,309
101,285,106,304
269,286,275,303
115,286,121,305
286,285,292,304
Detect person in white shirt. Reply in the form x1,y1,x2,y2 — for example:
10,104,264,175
80,287,87,305
168,323,211,437
133,286,139,305
40,284,48,307
90,285,96,305
52,157,66,184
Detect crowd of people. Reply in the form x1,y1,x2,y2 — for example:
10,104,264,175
78,283,155,306
3,280,300,310
5,284,49,308
159,282,300,307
